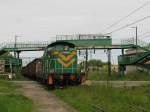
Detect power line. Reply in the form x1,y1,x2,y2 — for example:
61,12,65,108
141,34,150,39
102,1,150,33
139,31,150,37
104,16,150,35
130,31,150,39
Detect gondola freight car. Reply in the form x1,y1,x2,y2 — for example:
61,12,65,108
23,41,86,86
22,58,42,80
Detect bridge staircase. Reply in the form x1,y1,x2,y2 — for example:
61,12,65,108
118,38,150,74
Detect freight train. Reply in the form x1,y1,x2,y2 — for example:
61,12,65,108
23,41,86,86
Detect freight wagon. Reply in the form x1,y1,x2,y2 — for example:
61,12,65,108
22,58,42,80
23,41,86,87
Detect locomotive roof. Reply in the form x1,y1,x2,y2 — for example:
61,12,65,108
47,41,75,48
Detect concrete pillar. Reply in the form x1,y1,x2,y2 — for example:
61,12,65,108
16,51,21,59
85,49,88,75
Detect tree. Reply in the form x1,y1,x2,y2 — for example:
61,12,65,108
79,59,106,71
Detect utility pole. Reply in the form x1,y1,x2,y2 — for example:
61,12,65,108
14,35,17,58
135,26,138,53
132,26,138,53
135,26,138,47
107,36,111,77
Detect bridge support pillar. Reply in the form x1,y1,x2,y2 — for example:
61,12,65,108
119,65,125,77
16,51,21,59
122,49,124,55
14,52,16,58
120,49,125,76
85,49,88,75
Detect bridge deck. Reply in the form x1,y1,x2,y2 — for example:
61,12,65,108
76,45,135,50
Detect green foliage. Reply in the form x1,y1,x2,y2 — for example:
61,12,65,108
13,71,29,81
88,59,105,67
0,80,34,112
87,70,120,81
124,71,150,81
79,59,106,70
53,85,150,112
0,52,13,59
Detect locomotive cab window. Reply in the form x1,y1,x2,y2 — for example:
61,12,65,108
47,47,53,52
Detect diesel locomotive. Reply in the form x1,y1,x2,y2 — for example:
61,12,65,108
23,41,86,86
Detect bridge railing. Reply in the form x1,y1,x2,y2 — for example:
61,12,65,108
121,37,149,47
56,34,110,41
0,41,52,49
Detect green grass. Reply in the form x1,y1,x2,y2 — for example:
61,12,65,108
124,71,150,81
87,70,150,81
14,72,30,81
0,94,33,112
0,80,17,93
53,85,150,112
0,80,34,112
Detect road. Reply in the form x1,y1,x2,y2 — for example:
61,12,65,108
14,81,78,112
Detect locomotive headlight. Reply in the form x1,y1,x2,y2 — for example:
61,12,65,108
64,46,69,52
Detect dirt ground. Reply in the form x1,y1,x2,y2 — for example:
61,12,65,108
14,81,78,112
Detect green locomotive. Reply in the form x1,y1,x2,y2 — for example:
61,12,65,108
24,41,86,86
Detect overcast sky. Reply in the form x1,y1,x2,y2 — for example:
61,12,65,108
0,0,150,64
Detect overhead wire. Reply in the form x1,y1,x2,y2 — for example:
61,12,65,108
141,34,150,39
102,1,150,33
104,16,150,35
130,30,150,39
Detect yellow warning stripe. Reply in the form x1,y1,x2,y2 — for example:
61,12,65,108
57,58,76,68
49,51,76,61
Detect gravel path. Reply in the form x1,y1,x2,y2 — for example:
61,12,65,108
14,81,78,112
